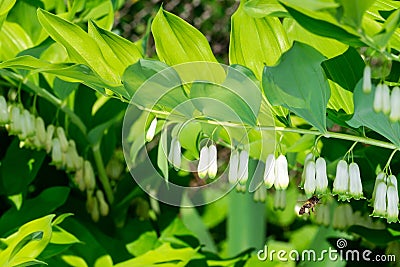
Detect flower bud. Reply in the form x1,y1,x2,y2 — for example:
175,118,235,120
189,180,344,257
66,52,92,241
146,117,157,142
74,168,85,191
238,150,249,185
333,160,349,198
168,137,181,170
228,151,239,184
96,190,109,217
35,117,46,145
253,186,266,202
274,190,286,210
51,138,63,166
45,125,55,153
9,106,22,135
315,157,328,194
372,181,387,217
84,160,96,190
382,84,391,115
0,96,9,124
197,146,209,179
263,154,275,189
67,140,82,170
208,144,218,179
371,172,386,204
274,155,289,190
304,161,316,196
56,127,69,153
386,185,399,223
348,162,363,199
389,87,400,122
373,83,383,113
362,65,372,93
90,197,100,222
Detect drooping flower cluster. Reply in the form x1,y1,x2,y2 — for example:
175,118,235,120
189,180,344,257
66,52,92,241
332,160,364,201
228,150,249,192
373,84,400,122
263,154,289,190
371,173,399,223
332,204,354,230
301,154,329,197
197,143,218,179
0,96,109,221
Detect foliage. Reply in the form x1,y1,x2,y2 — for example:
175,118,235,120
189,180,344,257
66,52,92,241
0,0,400,266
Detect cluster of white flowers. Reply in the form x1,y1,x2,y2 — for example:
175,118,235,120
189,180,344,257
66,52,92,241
263,154,289,190
301,154,329,196
86,189,110,222
332,160,364,201
371,173,399,223
0,95,109,221
228,150,249,192
332,203,353,230
197,143,218,179
363,65,400,122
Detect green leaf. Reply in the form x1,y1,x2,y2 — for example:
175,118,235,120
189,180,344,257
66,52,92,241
0,215,55,267
283,18,348,58
243,0,288,18
115,243,199,267
372,8,400,49
347,81,400,146
229,2,290,79
51,213,74,226
50,226,81,245
126,231,159,257
262,42,330,133
88,20,142,78
61,255,88,267
151,7,225,83
327,81,354,114
0,0,16,29
0,139,46,195
279,0,363,46
53,77,79,100
0,21,33,60
0,187,70,237
337,0,376,28
37,9,119,85
94,255,113,267
322,47,364,92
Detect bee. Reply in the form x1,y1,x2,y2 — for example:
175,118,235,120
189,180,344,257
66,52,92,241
299,195,320,215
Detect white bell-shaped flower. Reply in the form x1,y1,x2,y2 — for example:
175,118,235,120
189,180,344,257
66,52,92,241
0,96,9,124
372,181,387,217
315,157,328,194
388,174,398,190
274,155,289,190
386,185,399,223
303,161,316,196
389,86,400,122
84,160,96,190
238,150,249,185
301,153,314,187
9,106,22,135
333,160,349,197
382,84,391,115
362,65,371,93
208,144,218,179
263,154,275,189
146,117,157,142
228,151,239,184
371,172,386,204
51,138,63,165
56,127,69,153
197,146,209,179
35,117,46,145
348,162,363,199
96,190,109,217
45,125,55,153
168,137,181,170
373,83,384,113
20,110,35,140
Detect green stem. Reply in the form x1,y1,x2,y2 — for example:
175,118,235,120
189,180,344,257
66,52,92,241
92,144,114,204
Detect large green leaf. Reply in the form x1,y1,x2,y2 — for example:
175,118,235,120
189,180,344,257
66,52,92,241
283,18,348,58
229,2,290,79
37,9,119,85
0,21,33,60
151,8,224,83
322,47,365,92
243,0,288,18
347,81,400,146
88,21,142,78
0,139,46,196
0,215,54,267
262,42,330,133
0,0,15,29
